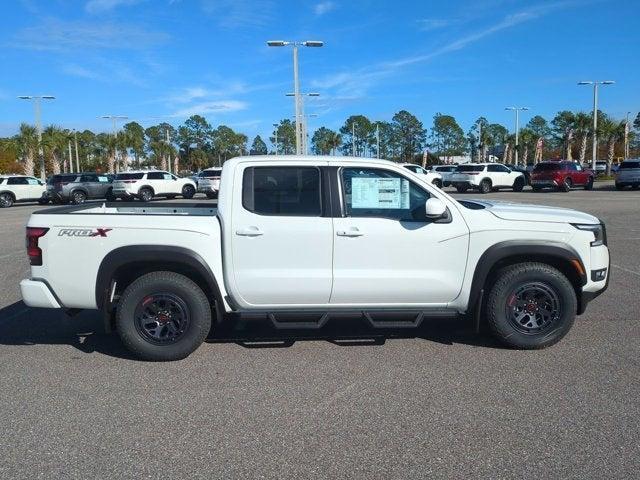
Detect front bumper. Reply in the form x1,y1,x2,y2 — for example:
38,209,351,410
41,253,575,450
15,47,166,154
20,279,62,309
578,244,610,315
531,179,559,187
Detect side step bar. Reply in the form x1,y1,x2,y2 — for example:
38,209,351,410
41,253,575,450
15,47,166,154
267,310,457,330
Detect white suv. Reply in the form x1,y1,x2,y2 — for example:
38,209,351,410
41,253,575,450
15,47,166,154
430,165,457,187
0,175,47,208
614,159,640,190
400,163,443,188
195,168,222,199
450,163,526,194
111,170,197,202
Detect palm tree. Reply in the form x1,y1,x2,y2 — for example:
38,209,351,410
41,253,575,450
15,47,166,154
573,112,592,163
328,132,342,156
15,123,38,176
42,126,68,175
598,118,625,174
96,133,116,173
519,128,536,165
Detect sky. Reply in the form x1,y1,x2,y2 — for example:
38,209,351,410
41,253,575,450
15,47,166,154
0,0,638,144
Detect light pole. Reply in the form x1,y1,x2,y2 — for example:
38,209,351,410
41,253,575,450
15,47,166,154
267,40,324,155
505,107,529,166
578,80,615,170
100,115,128,173
272,123,279,154
73,129,80,172
18,95,55,181
286,92,319,154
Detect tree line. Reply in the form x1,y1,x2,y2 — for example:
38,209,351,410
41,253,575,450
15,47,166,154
1,110,638,176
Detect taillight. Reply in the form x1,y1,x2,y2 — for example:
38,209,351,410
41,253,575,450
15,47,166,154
26,227,49,266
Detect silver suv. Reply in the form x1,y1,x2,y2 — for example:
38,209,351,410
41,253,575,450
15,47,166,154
45,173,114,204
615,160,640,190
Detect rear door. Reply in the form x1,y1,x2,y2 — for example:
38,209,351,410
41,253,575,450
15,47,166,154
95,174,111,197
79,174,98,197
145,171,166,194
25,177,44,199
331,166,469,306
229,164,333,307
487,164,510,186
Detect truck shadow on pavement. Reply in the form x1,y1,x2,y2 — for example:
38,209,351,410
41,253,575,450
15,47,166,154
0,301,499,360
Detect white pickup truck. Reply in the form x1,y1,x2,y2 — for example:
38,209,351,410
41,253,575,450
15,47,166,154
20,156,610,361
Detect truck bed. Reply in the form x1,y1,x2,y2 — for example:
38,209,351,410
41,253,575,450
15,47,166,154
33,201,218,217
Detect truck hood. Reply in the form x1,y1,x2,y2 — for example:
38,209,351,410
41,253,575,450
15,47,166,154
464,199,599,224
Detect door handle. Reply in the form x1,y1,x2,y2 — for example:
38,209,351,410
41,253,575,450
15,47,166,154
336,228,364,237
236,226,264,237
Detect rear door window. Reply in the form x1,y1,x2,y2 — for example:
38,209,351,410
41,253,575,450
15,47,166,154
146,172,165,180
457,165,484,172
243,167,321,216
115,173,144,180
7,177,28,185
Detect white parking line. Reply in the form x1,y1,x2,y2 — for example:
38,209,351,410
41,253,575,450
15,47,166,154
612,264,640,277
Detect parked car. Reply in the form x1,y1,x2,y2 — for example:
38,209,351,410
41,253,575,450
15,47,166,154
20,155,610,360
531,161,594,192
450,163,526,193
0,175,47,208
111,170,197,201
505,163,531,185
45,172,114,204
195,168,222,199
583,160,607,176
400,163,443,188
614,159,640,190
430,165,457,187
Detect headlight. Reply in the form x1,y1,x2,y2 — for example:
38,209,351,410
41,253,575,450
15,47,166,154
572,223,606,246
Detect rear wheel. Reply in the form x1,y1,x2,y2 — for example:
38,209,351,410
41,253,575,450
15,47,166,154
456,186,468,193
584,177,594,190
105,190,116,202
512,177,525,192
182,184,196,199
71,190,87,204
615,183,624,190
205,192,217,199
486,262,576,349
0,192,14,208
632,184,640,190
479,179,492,194
138,187,153,202
116,271,212,361
561,177,572,192
432,178,443,189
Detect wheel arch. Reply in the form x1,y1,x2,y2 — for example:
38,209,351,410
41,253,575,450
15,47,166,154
469,241,588,315
137,185,155,195
95,245,224,314
0,190,16,200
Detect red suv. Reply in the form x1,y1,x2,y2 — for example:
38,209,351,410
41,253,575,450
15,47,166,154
530,161,594,192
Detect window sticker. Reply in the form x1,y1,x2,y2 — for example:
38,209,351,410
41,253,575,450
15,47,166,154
351,177,410,209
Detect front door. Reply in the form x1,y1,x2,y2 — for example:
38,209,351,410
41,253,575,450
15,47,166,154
229,164,333,307
331,166,469,306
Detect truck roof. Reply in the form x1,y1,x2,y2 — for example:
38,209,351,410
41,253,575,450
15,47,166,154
223,155,403,169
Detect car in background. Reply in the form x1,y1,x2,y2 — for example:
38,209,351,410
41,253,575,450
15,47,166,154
505,163,531,185
400,163,443,188
0,175,47,208
429,165,457,187
531,161,594,192
583,160,607,176
195,168,222,199
450,163,526,193
614,159,640,190
45,172,114,204
111,170,197,201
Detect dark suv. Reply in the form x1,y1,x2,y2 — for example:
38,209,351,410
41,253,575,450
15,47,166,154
530,161,594,192
45,172,114,204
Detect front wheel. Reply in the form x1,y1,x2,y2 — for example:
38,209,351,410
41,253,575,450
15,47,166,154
0,193,14,208
561,177,572,192
138,188,153,202
584,177,594,190
486,262,577,349
182,184,196,199
512,177,525,192
37,197,50,205
116,271,212,361
71,190,87,204
615,183,624,190
105,190,116,202
432,178,443,189
479,179,492,194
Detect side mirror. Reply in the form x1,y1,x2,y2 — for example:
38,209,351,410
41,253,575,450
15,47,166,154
425,197,447,219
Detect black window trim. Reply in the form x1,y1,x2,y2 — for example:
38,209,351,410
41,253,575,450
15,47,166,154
241,165,325,218
337,165,433,223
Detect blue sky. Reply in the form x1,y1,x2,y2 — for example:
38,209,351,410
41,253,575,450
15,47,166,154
1,0,638,144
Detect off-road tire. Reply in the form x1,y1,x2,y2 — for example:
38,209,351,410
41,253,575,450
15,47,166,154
486,262,577,349
116,271,211,361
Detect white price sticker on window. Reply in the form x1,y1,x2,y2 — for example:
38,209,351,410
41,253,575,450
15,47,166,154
351,177,409,209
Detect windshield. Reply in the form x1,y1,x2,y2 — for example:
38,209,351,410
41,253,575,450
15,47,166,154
456,165,483,172
533,163,561,172
115,173,144,180
620,161,640,169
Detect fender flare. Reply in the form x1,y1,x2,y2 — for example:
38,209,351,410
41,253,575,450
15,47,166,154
95,245,224,311
468,240,587,310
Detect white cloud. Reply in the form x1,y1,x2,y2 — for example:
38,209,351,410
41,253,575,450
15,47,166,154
62,64,101,80
314,1,335,16
199,0,273,28
85,0,146,13
417,18,454,31
12,18,169,52
172,100,247,118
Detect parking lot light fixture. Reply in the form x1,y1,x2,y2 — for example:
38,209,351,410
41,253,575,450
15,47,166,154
267,39,324,155
578,80,615,170
18,95,56,181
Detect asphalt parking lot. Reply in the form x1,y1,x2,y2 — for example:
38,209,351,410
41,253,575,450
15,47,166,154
1,182,639,479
